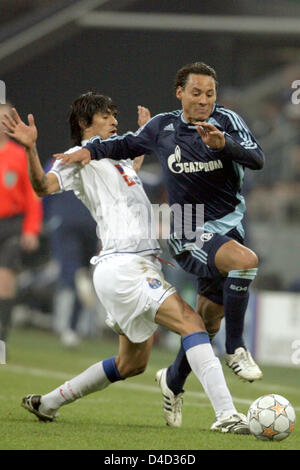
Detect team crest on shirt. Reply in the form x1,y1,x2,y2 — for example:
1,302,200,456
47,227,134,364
146,277,162,289
200,233,214,242
3,171,17,187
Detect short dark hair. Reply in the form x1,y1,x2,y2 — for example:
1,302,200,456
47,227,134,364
69,92,117,146
174,62,218,93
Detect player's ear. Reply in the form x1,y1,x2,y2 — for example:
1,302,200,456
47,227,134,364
78,119,88,130
176,86,183,101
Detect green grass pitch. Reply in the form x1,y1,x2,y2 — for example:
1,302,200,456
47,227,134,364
0,327,299,451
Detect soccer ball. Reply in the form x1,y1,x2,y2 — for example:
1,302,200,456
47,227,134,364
247,394,296,441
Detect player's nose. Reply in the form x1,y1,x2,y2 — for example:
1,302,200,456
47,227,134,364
198,93,208,105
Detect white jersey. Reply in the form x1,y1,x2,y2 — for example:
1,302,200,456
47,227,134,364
49,143,161,258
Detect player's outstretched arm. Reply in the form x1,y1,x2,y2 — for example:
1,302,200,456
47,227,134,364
53,105,152,170
2,108,59,196
133,105,151,173
53,148,91,166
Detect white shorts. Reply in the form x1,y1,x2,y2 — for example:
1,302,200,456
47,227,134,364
92,253,176,343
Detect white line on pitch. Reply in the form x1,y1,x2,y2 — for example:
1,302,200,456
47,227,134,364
2,363,300,412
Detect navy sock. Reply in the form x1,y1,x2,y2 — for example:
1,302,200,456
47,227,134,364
166,343,192,395
223,268,257,354
166,331,212,395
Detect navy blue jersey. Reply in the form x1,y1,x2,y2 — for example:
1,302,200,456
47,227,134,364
85,104,264,253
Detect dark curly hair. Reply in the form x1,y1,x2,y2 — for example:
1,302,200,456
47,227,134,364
174,62,218,93
69,92,117,146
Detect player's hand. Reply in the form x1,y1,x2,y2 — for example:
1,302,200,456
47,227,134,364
137,105,151,127
20,233,39,252
133,155,145,173
53,148,91,166
194,122,226,150
2,108,38,149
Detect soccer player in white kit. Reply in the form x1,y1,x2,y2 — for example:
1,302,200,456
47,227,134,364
2,93,249,433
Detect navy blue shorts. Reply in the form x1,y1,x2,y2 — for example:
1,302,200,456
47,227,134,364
173,230,244,305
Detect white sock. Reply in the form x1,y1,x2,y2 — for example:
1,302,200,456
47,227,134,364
40,361,110,414
183,333,237,420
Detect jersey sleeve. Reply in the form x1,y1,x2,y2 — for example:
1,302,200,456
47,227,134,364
213,110,265,170
84,115,161,161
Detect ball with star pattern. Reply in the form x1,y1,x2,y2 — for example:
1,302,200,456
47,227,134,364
247,394,296,441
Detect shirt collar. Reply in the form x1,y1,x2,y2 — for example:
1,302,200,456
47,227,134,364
81,132,117,146
180,103,217,127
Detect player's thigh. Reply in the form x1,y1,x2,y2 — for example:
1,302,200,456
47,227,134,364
116,334,154,378
215,239,258,275
155,292,205,337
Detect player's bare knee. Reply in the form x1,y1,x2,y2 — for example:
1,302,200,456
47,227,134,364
225,248,258,272
216,242,259,273
238,250,259,270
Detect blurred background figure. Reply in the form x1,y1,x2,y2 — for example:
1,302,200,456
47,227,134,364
0,103,42,342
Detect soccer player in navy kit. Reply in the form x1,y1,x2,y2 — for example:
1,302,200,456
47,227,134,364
53,63,265,427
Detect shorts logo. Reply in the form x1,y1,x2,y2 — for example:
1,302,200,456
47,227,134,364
200,233,214,242
146,277,162,289
230,284,248,292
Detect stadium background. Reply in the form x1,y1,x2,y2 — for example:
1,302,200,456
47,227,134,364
1,0,300,367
